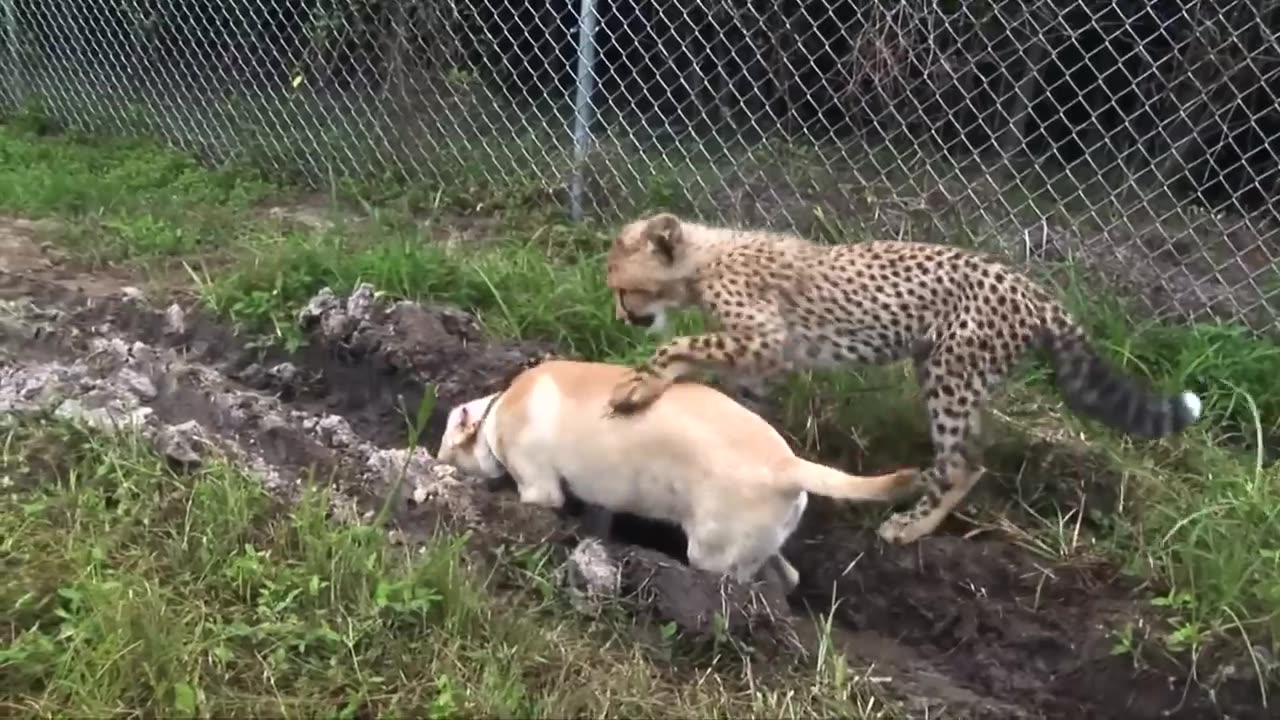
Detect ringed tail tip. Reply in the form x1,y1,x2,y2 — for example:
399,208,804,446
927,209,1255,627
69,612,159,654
1180,391,1202,423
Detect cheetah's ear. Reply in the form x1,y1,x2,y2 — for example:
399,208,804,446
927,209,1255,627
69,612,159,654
644,212,683,264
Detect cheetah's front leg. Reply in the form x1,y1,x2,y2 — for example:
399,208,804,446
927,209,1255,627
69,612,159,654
608,331,789,415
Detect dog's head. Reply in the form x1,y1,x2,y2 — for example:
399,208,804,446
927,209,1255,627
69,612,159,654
437,393,504,478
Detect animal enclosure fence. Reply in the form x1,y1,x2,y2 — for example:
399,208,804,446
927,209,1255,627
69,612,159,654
2,0,1278,333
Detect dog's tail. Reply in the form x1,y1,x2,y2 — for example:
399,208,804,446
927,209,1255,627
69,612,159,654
779,458,919,502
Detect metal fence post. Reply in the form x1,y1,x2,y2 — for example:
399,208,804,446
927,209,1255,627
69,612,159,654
569,0,599,223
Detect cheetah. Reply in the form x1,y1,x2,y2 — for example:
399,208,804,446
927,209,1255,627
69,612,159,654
601,212,1203,545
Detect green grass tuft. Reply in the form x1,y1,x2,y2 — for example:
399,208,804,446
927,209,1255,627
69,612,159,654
0,123,276,263
0,417,889,718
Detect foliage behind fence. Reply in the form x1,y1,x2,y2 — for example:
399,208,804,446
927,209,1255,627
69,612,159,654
2,0,1278,333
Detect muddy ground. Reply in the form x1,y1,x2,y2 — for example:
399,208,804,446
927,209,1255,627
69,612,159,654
0,239,1272,719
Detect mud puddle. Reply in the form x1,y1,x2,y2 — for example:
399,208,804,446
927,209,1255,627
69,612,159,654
0,255,1270,720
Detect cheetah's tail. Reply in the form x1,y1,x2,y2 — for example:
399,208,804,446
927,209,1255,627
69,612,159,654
1041,323,1201,439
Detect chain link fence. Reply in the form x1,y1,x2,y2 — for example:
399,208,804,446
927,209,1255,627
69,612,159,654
2,1,1278,333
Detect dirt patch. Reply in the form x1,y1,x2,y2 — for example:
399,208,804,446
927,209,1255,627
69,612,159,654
980,212,1280,337
0,215,196,299
0,269,794,650
0,217,60,275
786,499,1271,719
0,261,1271,719
258,194,511,253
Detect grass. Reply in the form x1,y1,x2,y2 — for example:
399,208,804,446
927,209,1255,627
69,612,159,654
0,116,275,265
1,417,885,717
1,118,1278,711
197,222,656,360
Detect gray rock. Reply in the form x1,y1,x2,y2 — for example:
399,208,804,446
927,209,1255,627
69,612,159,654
163,303,186,336
565,537,623,605
155,420,207,465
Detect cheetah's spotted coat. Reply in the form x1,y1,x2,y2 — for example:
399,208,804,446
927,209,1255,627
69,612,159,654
602,212,1203,544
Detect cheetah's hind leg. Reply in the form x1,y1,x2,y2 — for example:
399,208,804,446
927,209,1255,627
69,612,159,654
878,344,996,544
877,463,986,544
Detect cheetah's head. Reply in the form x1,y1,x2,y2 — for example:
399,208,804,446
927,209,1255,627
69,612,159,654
605,212,699,334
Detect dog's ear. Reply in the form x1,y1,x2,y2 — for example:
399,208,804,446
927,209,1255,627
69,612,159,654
443,405,464,436
454,404,484,446
456,422,481,446
644,213,683,265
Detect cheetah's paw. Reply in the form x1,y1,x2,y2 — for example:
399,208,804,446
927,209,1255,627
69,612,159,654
607,371,666,415
877,511,934,545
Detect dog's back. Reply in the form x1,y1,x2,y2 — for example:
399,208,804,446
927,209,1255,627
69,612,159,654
508,360,792,450
497,360,795,523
